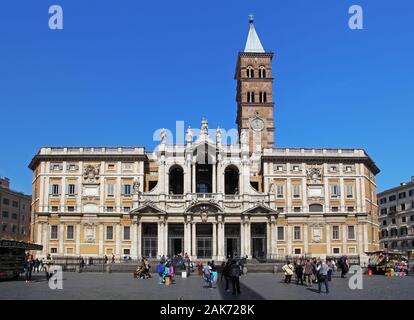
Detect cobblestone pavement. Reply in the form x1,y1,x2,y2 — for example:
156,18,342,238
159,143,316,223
0,272,413,300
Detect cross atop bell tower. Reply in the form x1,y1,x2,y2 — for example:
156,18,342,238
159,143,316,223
235,16,275,152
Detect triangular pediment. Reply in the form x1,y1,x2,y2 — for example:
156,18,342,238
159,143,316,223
130,202,165,215
243,203,277,215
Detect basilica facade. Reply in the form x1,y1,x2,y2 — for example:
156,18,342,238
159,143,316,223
29,18,380,261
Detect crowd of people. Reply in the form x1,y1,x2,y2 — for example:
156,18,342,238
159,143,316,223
281,256,350,294
23,253,55,283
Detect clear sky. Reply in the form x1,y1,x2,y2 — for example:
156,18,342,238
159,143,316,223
0,0,413,195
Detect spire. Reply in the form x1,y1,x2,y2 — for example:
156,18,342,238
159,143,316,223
244,15,265,53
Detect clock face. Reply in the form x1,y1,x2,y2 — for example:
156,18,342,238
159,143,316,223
251,118,264,131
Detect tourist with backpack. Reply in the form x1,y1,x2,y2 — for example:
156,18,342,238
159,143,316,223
230,260,241,295
156,261,165,284
317,260,330,294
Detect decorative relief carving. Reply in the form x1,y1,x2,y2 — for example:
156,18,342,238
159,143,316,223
83,165,100,183
306,165,323,185
83,222,96,243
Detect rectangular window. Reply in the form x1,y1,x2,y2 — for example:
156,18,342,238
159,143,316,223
51,206,59,212
123,207,131,213
122,162,134,171
333,248,340,254
389,195,396,202
51,184,60,196
277,226,284,240
294,248,301,255
409,190,414,197
123,249,130,255
379,198,387,204
106,226,113,240
107,184,115,197
346,185,354,198
276,185,284,198
51,164,63,171
381,208,387,215
331,185,340,197
292,185,301,198
1,225,6,231
67,206,75,212
332,226,340,240
292,165,301,172
392,218,396,224
67,164,79,171
294,226,301,240
275,165,284,171
332,207,339,212
389,206,397,214
2,211,8,218
293,207,301,213
67,184,76,196
51,225,58,239
329,166,338,173
401,203,406,211
3,198,9,205
107,163,116,171
12,225,17,233
67,225,74,240
399,192,406,199
51,248,57,254
382,220,387,226
122,185,132,196
277,207,284,213
411,215,414,222
12,213,17,219
348,226,356,240
123,226,130,240
106,206,114,213
402,217,407,223
12,201,18,208
347,207,354,212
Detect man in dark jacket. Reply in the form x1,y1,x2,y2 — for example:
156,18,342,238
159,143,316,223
230,260,241,295
222,261,231,292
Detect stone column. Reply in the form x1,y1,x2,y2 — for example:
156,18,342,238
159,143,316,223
157,222,164,258
184,221,190,255
41,223,48,256
217,222,225,260
131,222,138,259
164,222,169,256
192,163,196,193
304,225,309,255
212,222,217,259
137,222,142,259
356,177,361,213
363,224,368,252
358,224,363,254
287,225,292,255
60,177,66,212
116,224,121,257
326,224,331,255
342,225,347,255
271,221,277,258
76,224,81,255
59,223,64,255
212,163,216,193
340,177,345,212
245,222,251,259
37,222,42,247
302,175,308,213
191,222,196,258
361,164,367,212
287,177,292,213
324,164,330,212
99,224,104,256
240,222,245,257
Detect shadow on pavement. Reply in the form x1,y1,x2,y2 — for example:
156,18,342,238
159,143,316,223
217,277,266,300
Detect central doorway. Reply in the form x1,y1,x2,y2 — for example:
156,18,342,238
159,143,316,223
196,224,212,258
168,224,184,256
251,223,267,259
224,224,240,259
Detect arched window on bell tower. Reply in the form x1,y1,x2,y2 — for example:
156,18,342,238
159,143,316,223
247,91,255,103
259,66,266,78
246,66,254,78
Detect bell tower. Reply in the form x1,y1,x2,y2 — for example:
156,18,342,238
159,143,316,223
235,15,275,152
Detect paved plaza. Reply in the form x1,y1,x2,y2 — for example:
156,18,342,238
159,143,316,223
1,272,413,300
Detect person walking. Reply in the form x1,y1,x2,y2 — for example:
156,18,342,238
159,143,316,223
230,260,241,295
203,262,212,288
24,255,33,283
295,261,304,285
327,258,334,281
282,261,294,284
45,253,53,280
338,256,349,278
222,261,231,292
156,261,165,284
317,260,330,294
304,259,313,287
111,254,115,264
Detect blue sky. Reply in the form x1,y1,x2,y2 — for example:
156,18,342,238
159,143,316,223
0,0,413,194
